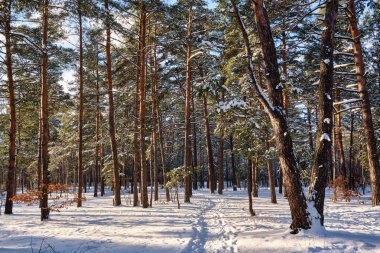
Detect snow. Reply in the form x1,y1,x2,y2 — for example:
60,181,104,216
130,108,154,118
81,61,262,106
1,188,379,253
217,99,247,112
323,59,331,65
323,118,331,124
320,133,331,142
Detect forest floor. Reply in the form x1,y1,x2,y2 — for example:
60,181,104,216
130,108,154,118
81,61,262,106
0,187,379,253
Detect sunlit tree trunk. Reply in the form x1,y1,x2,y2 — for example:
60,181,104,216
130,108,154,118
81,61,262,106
77,0,84,207
3,0,16,215
184,5,193,202
347,0,380,206
40,0,50,221
232,0,311,231
104,0,121,206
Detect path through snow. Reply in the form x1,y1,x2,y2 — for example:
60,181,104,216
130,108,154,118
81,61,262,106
1,188,379,253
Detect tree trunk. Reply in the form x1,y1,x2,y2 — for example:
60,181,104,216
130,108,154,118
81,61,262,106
184,5,193,202
252,158,258,197
308,0,339,226
3,0,16,215
40,0,50,221
307,102,314,153
203,94,215,193
133,18,141,206
77,1,84,207
347,0,380,206
157,105,169,201
232,0,311,231
139,7,148,208
247,157,255,216
151,27,159,202
105,0,121,206
230,135,237,191
349,111,355,190
335,88,347,178
265,133,277,204
218,136,224,195
94,46,100,198
191,89,198,190
100,112,105,197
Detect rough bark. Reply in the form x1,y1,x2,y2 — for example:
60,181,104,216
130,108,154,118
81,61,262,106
309,0,339,226
105,0,121,206
347,0,380,206
232,0,311,231
3,0,16,215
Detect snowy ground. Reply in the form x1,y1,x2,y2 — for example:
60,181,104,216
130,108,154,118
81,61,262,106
1,187,379,253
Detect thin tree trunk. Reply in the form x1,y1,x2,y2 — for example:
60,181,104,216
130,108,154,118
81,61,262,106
150,132,154,207
203,94,215,193
191,88,198,190
100,112,105,197
94,46,100,198
133,18,141,206
349,111,354,190
77,1,84,207
37,112,42,192
105,0,121,206
347,0,380,206
218,136,224,195
307,101,314,153
40,0,50,221
252,157,258,197
218,92,225,195
265,133,277,204
184,5,193,202
247,157,255,216
308,0,339,226
230,135,237,191
157,105,169,201
151,27,159,202
3,0,16,215
139,7,148,208
335,88,346,178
